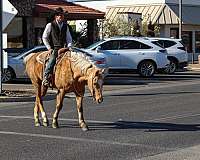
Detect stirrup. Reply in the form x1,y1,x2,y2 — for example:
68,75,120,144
42,79,50,87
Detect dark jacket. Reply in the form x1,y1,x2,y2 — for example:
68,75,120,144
50,20,67,49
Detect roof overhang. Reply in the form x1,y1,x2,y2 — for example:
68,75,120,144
106,4,200,25
35,0,105,20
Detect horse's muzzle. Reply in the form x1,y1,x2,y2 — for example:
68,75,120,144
97,98,103,104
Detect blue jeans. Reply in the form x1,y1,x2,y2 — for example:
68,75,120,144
43,48,59,79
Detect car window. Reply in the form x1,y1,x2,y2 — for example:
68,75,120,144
101,40,119,50
163,40,176,48
86,40,105,49
34,48,47,53
152,41,164,48
119,40,152,49
153,40,176,48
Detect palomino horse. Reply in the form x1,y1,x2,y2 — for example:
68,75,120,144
24,48,106,131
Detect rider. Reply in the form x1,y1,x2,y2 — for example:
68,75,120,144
42,7,72,86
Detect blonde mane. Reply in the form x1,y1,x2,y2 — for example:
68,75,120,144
69,51,93,75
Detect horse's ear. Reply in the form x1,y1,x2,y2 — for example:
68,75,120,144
101,68,108,79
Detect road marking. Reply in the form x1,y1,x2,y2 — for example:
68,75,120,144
0,130,173,152
0,130,140,147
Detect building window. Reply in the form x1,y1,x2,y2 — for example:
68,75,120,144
35,28,44,45
195,31,200,53
182,31,193,53
4,17,23,48
170,28,179,39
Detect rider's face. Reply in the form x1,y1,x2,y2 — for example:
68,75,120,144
55,14,64,23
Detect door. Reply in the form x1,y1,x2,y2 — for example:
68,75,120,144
99,40,121,68
119,40,152,69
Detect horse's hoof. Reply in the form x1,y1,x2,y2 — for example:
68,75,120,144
34,122,41,127
81,126,89,132
52,123,59,129
43,121,49,127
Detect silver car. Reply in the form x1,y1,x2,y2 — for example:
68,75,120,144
82,36,169,77
2,46,47,82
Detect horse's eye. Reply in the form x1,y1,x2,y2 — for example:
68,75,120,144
93,77,98,85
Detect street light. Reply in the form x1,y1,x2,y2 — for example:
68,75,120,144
179,0,182,39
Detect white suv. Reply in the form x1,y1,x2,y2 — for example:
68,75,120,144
148,37,188,74
83,36,169,77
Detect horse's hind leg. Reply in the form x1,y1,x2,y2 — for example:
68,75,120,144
52,89,65,128
34,98,41,127
76,96,88,131
35,85,49,127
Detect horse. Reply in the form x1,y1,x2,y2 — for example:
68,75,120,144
24,48,106,131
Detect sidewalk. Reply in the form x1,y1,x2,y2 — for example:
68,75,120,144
186,63,200,71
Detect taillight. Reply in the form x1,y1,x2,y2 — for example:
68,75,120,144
95,58,106,64
178,47,186,51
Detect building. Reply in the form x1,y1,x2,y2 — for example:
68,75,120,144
76,0,200,60
5,0,105,48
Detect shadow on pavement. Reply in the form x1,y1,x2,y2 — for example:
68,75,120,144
59,120,200,132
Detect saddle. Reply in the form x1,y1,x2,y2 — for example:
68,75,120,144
36,48,70,65
36,48,70,87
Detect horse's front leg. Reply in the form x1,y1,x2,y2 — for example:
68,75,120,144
52,89,65,128
76,95,88,131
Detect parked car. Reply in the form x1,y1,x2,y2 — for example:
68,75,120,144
2,46,47,82
148,37,188,74
1,46,106,82
82,36,169,77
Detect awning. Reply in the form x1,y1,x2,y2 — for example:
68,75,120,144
106,4,200,25
35,0,105,20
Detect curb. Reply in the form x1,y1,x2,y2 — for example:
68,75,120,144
0,91,91,103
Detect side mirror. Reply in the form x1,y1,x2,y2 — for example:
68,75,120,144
95,46,102,53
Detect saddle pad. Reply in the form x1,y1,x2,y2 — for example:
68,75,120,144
36,48,70,64
36,51,51,64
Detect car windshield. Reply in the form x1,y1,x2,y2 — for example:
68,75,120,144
85,40,105,49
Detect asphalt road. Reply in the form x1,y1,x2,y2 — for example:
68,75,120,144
1,72,200,160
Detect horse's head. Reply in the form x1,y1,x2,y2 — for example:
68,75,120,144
87,67,107,104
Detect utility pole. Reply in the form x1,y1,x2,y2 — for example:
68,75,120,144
179,0,182,39
0,0,2,94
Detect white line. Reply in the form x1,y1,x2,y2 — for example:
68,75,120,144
0,130,173,151
0,130,139,147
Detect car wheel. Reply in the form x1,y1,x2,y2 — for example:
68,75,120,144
138,61,155,77
164,60,177,74
1,67,15,83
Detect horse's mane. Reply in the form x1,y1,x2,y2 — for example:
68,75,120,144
69,51,94,75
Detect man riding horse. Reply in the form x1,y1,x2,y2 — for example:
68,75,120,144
42,7,72,87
